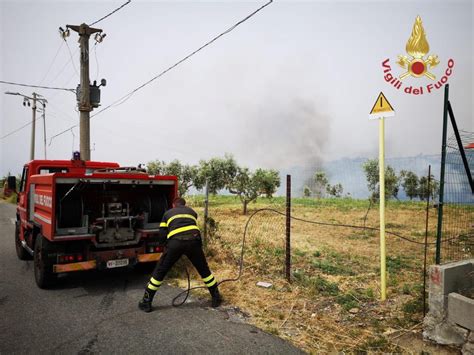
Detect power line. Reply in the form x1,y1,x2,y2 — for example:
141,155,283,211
47,46,79,86
1,117,42,140
64,40,79,76
46,102,78,124
49,125,78,144
38,41,65,85
0,80,75,92
0,90,77,141
44,0,274,144
93,43,100,81
89,0,132,26
1,49,79,140
91,0,273,118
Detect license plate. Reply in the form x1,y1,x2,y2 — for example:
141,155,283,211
106,258,129,269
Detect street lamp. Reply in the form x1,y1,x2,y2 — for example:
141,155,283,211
4,91,48,160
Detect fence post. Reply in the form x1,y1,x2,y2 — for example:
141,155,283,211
286,175,291,283
203,178,209,244
436,84,449,264
423,165,431,317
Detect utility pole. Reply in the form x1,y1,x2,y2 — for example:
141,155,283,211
38,101,47,159
4,91,47,161
30,92,37,160
66,23,102,161
42,101,47,159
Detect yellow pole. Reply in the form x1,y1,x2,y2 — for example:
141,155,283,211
379,117,386,301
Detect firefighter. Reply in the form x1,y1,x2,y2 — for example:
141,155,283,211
139,197,222,312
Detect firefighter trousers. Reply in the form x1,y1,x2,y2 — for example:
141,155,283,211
149,237,217,292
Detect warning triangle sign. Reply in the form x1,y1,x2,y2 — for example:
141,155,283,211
369,92,395,119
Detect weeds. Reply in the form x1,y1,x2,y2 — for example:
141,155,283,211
293,270,340,296
294,249,307,257
312,259,355,276
386,255,412,272
401,283,423,296
309,249,361,276
336,293,359,311
402,297,424,315
355,336,392,353
336,288,375,311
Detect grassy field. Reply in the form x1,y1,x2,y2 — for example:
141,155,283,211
169,195,459,354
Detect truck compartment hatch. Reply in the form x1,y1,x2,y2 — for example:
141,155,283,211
55,181,173,245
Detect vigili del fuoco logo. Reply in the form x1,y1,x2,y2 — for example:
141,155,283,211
381,15,454,95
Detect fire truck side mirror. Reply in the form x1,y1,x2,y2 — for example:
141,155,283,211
7,176,17,192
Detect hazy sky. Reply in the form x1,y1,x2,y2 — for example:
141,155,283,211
1,0,473,176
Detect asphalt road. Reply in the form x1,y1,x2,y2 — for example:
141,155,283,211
0,201,304,354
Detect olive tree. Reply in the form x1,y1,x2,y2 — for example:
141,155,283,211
326,183,343,198
228,167,280,215
198,154,238,194
400,170,419,200
303,186,312,198
363,159,400,201
418,175,439,201
147,159,201,196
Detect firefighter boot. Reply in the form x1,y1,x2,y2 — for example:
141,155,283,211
209,286,222,308
138,289,155,313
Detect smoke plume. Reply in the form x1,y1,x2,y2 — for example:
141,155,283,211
239,96,330,170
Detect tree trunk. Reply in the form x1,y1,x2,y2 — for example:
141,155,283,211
243,200,248,215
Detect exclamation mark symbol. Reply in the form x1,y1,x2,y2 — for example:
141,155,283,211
380,96,383,108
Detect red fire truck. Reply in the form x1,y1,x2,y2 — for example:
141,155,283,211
13,155,177,288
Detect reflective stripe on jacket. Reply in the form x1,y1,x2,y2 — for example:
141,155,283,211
159,206,200,239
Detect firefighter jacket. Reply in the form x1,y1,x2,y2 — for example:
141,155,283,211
158,206,200,243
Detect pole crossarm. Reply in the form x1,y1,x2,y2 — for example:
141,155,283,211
66,24,102,36
5,91,47,104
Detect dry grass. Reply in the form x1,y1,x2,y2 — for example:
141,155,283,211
172,196,457,354
1,193,17,204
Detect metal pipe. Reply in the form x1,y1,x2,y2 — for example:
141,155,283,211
423,165,431,317
379,118,387,300
447,101,474,193
436,84,449,264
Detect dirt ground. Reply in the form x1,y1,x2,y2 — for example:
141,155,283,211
171,196,464,353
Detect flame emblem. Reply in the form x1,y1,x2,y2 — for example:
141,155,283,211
397,15,439,80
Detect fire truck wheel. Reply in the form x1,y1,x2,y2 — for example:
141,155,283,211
34,235,57,289
15,221,32,260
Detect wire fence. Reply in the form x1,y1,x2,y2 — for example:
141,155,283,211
184,163,447,351
198,191,439,295
438,131,474,263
